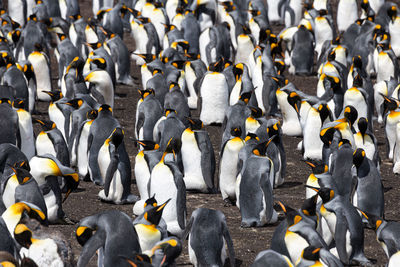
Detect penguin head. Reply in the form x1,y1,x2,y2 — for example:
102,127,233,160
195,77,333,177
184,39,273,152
233,63,244,81
327,50,336,62
267,120,281,138
318,9,328,17
76,225,94,246
42,91,63,102
27,14,38,22
63,172,79,202
358,117,368,136
244,133,259,142
150,237,182,266
322,74,341,93
69,14,82,21
208,58,225,73
302,246,321,262
144,195,158,208
287,91,301,113
165,108,177,117
169,81,180,91
134,53,156,64
64,99,84,109
274,60,285,75
98,104,112,113
382,94,399,114
144,199,171,225
109,128,124,149
317,104,331,122
14,224,34,248
0,252,18,267
138,89,155,100
137,140,160,151
248,9,261,17
87,109,98,120
359,210,384,231
276,201,301,227
353,148,366,168
338,139,351,150
301,195,318,217
239,92,252,104
33,43,44,53
360,0,370,12
34,119,56,131
21,63,35,81
316,188,335,203
91,57,107,70
331,35,341,46
9,166,33,185
86,42,102,50
320,126,335,146
230,127,242,138
343,105,358,126
388,5,397,22
305,161,328,174
187,118,203,130
162,138,180,162
171,60,186,70
252,135,275,156
56,33,67,42
352,74,363,88
13,160,30,171
249,106,263,119
12,98,25,109
352,55,363,69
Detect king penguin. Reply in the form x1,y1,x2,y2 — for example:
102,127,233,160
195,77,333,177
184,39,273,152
12,99,35,160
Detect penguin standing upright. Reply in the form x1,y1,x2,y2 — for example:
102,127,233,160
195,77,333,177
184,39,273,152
85,68,115,109
149,139,186,236
12,99,35,160
27,44,52,102
314,10,334,57
183,208,235,267
289,25,314,76
220,127,245,204
0,98,20,146
200,60,229,125
181,118,216,193
136,89,163,141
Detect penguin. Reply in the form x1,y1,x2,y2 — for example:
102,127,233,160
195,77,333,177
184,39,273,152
145,68,169,106
0,98,20,146
353,148,384,218
303,104,332,160
304,161,329,198
85,68,114,109
132,141,161,216
229,64,254,106
236,139,278,227
149,139,186,236
337,0,358,33
97,127,138,204
27,44,52,102
267,0,282,23
184,59,207,109
135,89,163,141
14,224,64,267
389,251,400,267
361,212,400,259
246,106,262,135
375,42,399,83
183,208,235,267
163,82,190,125
133,199,170,254
54,34,80,89
199,60,229,125
289,24,314,76
130,17,160,55
354,117,380,168
219,127,245,204
75,110,98,180
314,10,334,57
2,60,30,112
34,119,70,167
12,99,35,160
316,187,371,265
29,155,79,223
181,11,200,55
235,26,255,67
251,250,293,267
181,118,216,193
1,166,47,219
76,210,141,267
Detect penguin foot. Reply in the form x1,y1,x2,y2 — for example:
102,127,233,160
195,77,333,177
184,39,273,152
223,198,235,207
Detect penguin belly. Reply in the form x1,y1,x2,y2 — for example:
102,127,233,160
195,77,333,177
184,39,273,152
199,29,211,66
285,231,309,263
303,108,323,160
98,171,124,203
245,117,260,135
235,35,254,66
98,142,111,185
253,57,266,113
150,164,179,233
134,152,151,200
17,110,35,159
386,111,400,160
219,138,244,200
141,66,152,91
8,0,25,26
200,73,229,125
377,52,395,83
394,123,400,174
28,52,52,101
77,122,92,178
354,133,375,161
134,224,161,254
36,133,57,158
337,0,358,32
343,89,367,127
181,131,206,192
3,178,18,208
390,20,400,57
388,251,400,267
131,24,148,54
315,19,333,56
276,90,302,136
267,0,281,22
49,104,67,140
184,63,198,109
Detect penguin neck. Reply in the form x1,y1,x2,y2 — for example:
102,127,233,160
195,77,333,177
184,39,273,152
356,159,370,178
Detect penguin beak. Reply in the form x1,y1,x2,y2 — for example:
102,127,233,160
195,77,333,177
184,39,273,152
63,173,79,203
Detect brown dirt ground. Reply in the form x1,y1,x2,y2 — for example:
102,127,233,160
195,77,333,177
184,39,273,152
28,0,400,266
